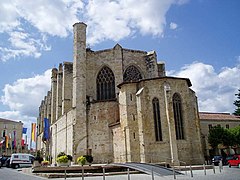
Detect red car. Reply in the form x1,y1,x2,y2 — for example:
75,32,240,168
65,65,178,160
228,155,240,168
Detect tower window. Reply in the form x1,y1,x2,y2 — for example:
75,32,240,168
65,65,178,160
96,66,115,100
173,93,184,140
152,97,162,141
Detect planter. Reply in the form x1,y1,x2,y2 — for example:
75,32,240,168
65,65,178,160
33,160,41,167
86,162,92,166
57,160,71,167
41,161,50,166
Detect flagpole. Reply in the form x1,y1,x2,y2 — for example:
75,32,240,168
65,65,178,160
25,135,27,153
30,123,32,151
10,133,12,155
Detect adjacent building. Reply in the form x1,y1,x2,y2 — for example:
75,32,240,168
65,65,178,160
200,112,240,159
37,22,204,165
0,118,23,156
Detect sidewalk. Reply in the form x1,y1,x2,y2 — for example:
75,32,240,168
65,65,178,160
21,166,240,180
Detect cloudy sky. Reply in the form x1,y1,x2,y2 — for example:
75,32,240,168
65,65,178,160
0,0,240,144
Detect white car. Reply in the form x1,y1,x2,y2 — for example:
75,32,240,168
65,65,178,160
10,153,34,168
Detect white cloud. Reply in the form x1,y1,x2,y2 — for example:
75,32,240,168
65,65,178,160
1,69,51,117
0,0,83,61
0,69,51,147
170,22,178,30
168,61,240,113
0,0,188,61
0,0,20,33
0,30,51,61
85,0,186,44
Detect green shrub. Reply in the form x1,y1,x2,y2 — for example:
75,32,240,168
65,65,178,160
57,152,72,161
77,156,86,165
35,150,44,163
83,155,93,163
56,155,68,163
67,155,73,161
57,152,66,158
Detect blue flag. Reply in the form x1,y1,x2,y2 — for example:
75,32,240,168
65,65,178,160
22,128,27,134
43,118,50,141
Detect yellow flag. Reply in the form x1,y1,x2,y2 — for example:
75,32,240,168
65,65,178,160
31,123,36,142
6,135,8,148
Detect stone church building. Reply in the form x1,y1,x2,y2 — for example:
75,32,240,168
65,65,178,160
37,22,204,165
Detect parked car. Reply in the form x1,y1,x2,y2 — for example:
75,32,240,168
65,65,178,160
212,155,223,166
5,158,10,168
228,155,240,168
10,153,35,169
0,156,11,167
0,158,2,168
225,155,235,165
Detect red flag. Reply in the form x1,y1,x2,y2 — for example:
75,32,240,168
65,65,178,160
21,139,25,146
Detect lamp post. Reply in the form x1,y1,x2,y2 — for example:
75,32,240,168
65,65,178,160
164,83,174,164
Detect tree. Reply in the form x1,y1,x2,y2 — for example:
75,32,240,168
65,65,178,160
229,126,240,146
208,126,225,150
208,126,235,150
208,125,240,155
233,89,240,116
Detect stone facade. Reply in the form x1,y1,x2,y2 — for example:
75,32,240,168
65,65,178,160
199,112,240,158
37,22,204,165
0,118,23,156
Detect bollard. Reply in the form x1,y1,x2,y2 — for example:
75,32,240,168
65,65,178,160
128,168,130,180
64,168,67,180
219,161,222,173
173,166,176,179
219,160,223,172
213,164,215,174
190,165,193,177
82,166,84,180
103,167,105,180
151,167,154,180
203,164,206,175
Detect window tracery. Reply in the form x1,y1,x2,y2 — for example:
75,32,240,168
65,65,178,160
173,93,184,140
123,65,142,82
96,66,115,100
152,97,162,141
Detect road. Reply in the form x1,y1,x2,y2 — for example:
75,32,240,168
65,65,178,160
0,167,45,180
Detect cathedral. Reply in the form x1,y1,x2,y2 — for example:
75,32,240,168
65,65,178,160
37,22,204,165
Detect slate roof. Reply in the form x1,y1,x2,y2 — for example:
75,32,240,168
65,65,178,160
0,118,22,124
199,112,240,121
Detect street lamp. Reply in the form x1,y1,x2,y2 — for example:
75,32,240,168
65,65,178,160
164,82,174,163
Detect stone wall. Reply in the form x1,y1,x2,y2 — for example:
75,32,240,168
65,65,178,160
118,77,204,165
84,101,119,163
50,110,74,164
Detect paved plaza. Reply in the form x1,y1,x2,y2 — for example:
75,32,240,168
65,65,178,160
27,166,240,180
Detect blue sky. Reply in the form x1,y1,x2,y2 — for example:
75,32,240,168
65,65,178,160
0,0,240,144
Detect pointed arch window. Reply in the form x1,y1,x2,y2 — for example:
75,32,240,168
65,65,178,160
96,66,115,100
152,97,162,141
123,65,142,82
173,93,184,140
